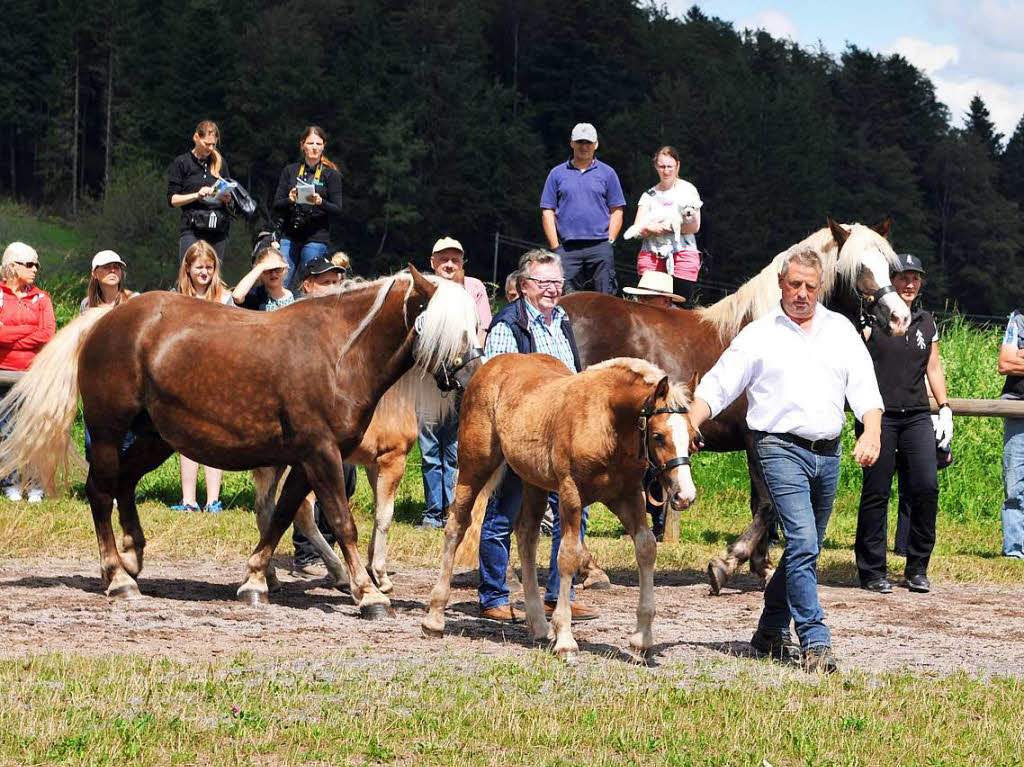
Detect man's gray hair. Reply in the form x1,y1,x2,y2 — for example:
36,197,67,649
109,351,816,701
518,248,562,278
780,247,823,276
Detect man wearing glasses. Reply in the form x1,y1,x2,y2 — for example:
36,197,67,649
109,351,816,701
476,248,599,622
540,122,626,295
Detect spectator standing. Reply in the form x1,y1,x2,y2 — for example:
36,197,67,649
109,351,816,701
170,240,233,512
478,248,599,622
630,146,703,303
0,242,56,503
272,126,343,288
540,123,626,295
416,237,491,530
168,120,234,262
998,308,1024,559
688,248,883,673
855,254,951,594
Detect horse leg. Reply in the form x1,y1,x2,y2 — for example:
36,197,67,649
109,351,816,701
422,463,501,637
515,484,549,642
366,450,406,594
85,436,138,599
113,433,174,578
577,542,611,590
292,491,348,587
550,480,583,661
615,491,657,656
238,465,310,605
251,466,288,592
304,450,389,619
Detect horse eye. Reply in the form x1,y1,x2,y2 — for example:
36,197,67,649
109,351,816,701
653,433,665,444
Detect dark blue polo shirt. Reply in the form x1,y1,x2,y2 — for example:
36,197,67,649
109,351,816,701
539,158,626,241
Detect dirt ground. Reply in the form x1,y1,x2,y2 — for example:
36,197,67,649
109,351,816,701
1,558,1021,676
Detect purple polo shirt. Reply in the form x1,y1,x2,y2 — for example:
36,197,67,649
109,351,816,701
539,158,626,241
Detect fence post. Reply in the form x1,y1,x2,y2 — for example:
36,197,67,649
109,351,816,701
492,231,499,286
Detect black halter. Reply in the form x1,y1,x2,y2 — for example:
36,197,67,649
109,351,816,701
858,283,898,334
637,404,693,507
435,345,485,395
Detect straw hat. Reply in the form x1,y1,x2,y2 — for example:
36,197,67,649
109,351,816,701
622,271,685,304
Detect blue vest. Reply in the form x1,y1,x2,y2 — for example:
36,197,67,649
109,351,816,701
489,300,582,373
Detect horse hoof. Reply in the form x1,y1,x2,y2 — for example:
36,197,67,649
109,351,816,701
556,649,579,664
583,571,611,590
707,559,728,595
238,589,269,606
359,603,391,621
107,582,141,600
376,577,395,595
421,621,444,638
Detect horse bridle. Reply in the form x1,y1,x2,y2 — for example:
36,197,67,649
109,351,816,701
637,404,697,507
435,346,485,395
859,283,898,333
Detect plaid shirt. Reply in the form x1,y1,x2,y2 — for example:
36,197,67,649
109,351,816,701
484,300,577,373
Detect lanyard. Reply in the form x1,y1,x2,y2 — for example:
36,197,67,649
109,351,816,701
297,163,323,185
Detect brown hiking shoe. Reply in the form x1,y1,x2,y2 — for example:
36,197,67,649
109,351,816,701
479,604,522,623
544,601,600,622
803,645,838,674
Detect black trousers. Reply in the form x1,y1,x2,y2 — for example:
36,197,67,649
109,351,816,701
293,463,358,565
855,412,938,583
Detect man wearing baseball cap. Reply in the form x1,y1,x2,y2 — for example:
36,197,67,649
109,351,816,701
539,123,626,295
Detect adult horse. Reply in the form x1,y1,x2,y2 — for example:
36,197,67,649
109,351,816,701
561,218,907,593
423,355,697,661
0,267,481,619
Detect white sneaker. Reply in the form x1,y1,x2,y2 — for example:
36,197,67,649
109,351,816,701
27,488,44,504
3,486,22,502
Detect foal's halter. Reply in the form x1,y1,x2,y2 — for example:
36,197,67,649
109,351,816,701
412,311,484,394
637,404,692,507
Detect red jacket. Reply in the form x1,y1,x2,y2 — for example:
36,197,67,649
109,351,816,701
0,283,56,371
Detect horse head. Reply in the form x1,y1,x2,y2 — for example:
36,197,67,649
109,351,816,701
407,264,484,393
638,373,698,511
828,217,910,336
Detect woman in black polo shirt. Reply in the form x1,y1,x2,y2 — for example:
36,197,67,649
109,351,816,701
167,120,234,261
855,253,952,594
271,125,343,288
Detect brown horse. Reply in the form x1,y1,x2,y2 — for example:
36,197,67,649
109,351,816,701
422,355,697,661
561,219,906,593
0,267,481,619
251,374,423,594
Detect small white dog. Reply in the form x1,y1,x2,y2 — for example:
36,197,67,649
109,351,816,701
624,198,700,241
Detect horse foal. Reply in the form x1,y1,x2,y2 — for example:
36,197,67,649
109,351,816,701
422,355,698,661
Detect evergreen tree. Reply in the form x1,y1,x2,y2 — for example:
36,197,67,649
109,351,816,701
964,94,1004,159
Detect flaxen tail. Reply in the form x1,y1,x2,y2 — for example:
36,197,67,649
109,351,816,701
0,307,111,495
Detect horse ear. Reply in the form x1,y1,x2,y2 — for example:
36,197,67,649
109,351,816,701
827,217,850,249
688,371,700,396
654,375,670,401
408,263,437,299
872,216,892,239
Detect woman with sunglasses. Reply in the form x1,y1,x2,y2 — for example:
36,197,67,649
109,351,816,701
0,242,55,502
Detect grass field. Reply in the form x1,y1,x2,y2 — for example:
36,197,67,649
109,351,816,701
2,206,1023,765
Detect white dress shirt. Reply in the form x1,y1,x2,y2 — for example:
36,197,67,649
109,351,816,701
694,303,883,440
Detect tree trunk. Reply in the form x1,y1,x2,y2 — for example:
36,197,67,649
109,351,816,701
104,44,113,196
71,47,79,216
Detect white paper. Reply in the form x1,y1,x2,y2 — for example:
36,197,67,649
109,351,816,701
296,181,316,204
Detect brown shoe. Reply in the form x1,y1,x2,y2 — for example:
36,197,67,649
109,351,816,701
544,601,600,622
479,604,522,623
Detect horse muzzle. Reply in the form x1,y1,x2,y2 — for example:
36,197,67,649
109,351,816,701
433,346,484,394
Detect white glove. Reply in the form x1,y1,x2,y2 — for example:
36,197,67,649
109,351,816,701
933,406,953,450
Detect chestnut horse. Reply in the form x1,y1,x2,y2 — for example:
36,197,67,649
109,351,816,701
251,374,423,594
561,219,907,594
423,355,697,661
0,267,481,619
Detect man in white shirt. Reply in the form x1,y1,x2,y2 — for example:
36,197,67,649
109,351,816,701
688,247,883,673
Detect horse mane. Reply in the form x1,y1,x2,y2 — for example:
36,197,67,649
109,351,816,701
586,357,691,408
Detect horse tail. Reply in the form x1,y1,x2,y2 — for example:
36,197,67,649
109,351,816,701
452,462,506,570
0,306,111,495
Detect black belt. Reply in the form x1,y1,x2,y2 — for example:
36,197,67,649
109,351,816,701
759,431,841,455
561,238,608,249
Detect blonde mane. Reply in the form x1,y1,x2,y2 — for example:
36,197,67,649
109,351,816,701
694,222,900,342
586,357,691,407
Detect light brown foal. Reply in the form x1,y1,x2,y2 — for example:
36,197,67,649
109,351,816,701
423,355,698,661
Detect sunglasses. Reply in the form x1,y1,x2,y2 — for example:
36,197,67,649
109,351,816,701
15,261,39,269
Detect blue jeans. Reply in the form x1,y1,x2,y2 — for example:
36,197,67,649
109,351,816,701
1001,418,1024,558
279,238,329,289
754,433,840,649
478,469,589,608
418,409,459,526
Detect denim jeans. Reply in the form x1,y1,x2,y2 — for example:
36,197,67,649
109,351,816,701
417,408,459,526
279,238,329,289
754,433,840,649
1001,418,1024,559
478,468,589,608
557,241,618,295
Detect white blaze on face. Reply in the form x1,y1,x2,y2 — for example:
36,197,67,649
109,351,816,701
666,413,697,507
862,249,911,335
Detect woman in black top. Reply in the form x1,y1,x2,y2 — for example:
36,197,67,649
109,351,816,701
272,125,343,288
855,253,952,594
167,120,234,261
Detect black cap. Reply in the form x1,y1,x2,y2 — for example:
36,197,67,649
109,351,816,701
301,255,345,281
895,253,925,274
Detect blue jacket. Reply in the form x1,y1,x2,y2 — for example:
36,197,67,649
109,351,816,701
488,299,582,373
